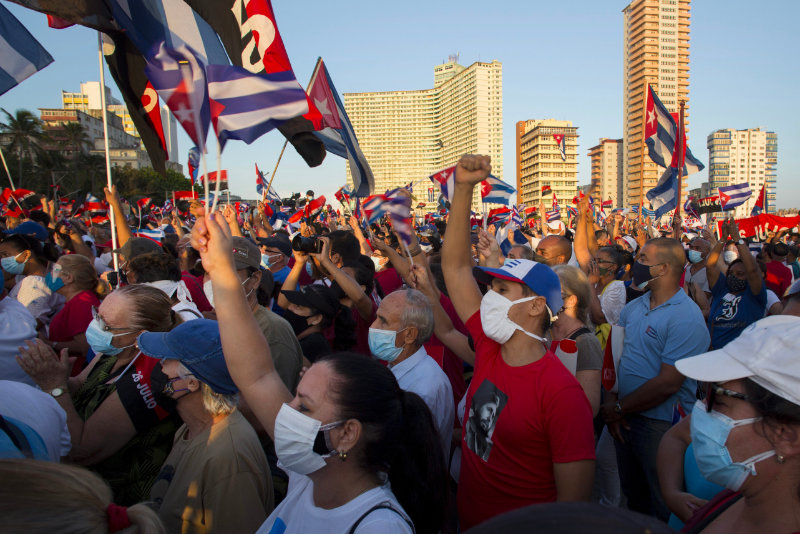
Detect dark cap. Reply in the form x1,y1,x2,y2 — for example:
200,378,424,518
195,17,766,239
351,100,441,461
772,242,789,257
6,221,49,242
137,319,237,395
231,236,260,270
282,284,339,317
114,237,162,260
257,234,292,258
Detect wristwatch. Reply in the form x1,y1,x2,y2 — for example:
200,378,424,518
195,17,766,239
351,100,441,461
49,387,66,398
737,239,745,246
614,400,623,415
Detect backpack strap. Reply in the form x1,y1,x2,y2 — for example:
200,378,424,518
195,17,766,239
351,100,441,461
348,502,414,534
568,326,593,340
0,414,33,459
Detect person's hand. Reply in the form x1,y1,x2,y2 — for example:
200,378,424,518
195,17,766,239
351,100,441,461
310,236,332,267
606,418,630,444
578,195,590,216
636,225,648,248
191,209,235,276
587,259,601,285
104,185,120,206
729,220,741,240
663,491,709,523
408,263,435,295
700,228,716,245
476,228,500,260
223,204,237,224
16,339,72,392
454,154,491,186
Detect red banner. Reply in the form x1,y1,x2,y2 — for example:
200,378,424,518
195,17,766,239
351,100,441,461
718,213,800,240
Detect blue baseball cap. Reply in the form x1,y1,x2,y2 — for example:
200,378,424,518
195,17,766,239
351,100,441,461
6,221,49,242
136,319,237,395
473,259,563,314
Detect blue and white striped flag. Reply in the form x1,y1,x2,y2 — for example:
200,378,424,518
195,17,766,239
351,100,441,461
719,183,752,211
0,3,54,96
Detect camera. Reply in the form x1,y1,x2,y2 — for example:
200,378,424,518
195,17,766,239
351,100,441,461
292,234,324,254
106,269,127,290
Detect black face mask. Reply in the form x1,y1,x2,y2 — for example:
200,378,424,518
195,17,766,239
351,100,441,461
726,275,748,293
150,365,178,413
631,261,660,291
283,309,311,336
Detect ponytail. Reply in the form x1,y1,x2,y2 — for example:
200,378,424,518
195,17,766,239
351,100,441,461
321,352,446,534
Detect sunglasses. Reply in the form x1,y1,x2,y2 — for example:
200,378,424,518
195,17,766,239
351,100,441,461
706,382,749,413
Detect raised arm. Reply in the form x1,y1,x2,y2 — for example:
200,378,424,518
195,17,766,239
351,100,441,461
275,249,307,310
191,210,291,438
442,155,491,323
223,204,244,238
104,185,133,247
349,215,373,256
730,221,762,296
313,236,374,321
706,224,726,289
573,196,594,271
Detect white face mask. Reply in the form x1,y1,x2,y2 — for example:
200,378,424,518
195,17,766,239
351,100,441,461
479,290,547,344
273,403,343,475
203,276,251,308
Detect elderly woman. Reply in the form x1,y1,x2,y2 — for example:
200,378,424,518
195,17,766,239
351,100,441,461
191,210,447,534
675,316,800,534
18,284,183,505
138,319,272,534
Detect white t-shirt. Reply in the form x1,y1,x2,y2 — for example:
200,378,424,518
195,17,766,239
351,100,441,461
0,296,38,387
257,473,413,534
684,265,710,293
0,380,71,461
599,280,626,326
9,275,65,325
766,289,781,316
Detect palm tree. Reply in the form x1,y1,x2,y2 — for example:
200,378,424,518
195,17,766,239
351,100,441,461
60,121,91,155
0,108,45,188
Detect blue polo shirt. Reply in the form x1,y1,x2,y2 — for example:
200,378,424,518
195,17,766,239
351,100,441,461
618,289,710,422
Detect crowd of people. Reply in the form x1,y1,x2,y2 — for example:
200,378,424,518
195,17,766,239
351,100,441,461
1,154,800,533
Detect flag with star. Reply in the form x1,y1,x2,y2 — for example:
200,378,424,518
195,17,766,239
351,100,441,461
552,133,566,161
644,84,704,175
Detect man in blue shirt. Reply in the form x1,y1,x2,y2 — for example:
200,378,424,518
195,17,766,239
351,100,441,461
600,238,710,521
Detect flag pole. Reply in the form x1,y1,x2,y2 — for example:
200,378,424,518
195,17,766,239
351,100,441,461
638,82,649,210
0,147,27,214
266,57,324,194
97,32,120,271
675,100,685,219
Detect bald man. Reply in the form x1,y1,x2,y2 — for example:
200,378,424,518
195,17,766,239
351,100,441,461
600,238,709,521
535,235,572,267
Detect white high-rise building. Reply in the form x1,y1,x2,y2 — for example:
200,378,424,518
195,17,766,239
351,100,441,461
705,127,777,218
344,58,503,211
588,139,624,208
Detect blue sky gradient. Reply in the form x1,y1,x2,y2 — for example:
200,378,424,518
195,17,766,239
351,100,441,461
2,1,797,207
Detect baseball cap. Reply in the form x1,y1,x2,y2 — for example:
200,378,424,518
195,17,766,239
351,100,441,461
619,235,638,253
546,220,565,233
6,221,49,242
258,234,292,258
282,284,339,317
113,237,162,259
772,242,789,257
676,315,800,407
473,259,563,314
231,236,260,270
137,319,237,395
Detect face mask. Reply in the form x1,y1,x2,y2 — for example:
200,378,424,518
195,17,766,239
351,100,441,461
85,318,135,356
479,290,547,345
368,327,406,363
305,262,314,279
149,366,179,412
687,250,703,264
726,275,748,293
631,261,661,290
45,272,65,292
1,252,27,275
723,251,738,264
273,403,343,475
690,400,775,491
284,309,311,336
370,255,384,272
261,254,272,269
420,244,433,254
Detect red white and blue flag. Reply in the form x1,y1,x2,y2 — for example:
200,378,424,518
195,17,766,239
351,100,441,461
644,84,704,175
430,165,456,202
488,206,512,226
553,133,566,161
546,209,561,222
187,146,200,184
719,183,752,211
480,175,515,205
751,185,766,216
255,163,266,196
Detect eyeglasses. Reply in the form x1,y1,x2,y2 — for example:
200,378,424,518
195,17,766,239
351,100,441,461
92,307,135,333
706,382,749,413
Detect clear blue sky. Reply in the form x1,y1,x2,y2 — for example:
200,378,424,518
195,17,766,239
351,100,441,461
2,0,798,208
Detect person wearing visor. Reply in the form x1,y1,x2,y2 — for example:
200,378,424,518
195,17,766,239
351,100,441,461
138,319,272,534
281,284,340,361
440,154,596,530
601,238,710,521
675,316,800,534
17,284,182,505
189,209,446,533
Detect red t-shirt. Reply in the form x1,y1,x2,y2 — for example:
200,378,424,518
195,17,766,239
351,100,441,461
351,297,378,357
765,261,792,297
49,290,100,343
181,271,211,312
375,267,403,296
457,311,596,530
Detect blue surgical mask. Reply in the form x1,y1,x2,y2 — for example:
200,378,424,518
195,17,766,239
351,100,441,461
368,327,405,363
687,249,703,264
1,252,27,275
305,262,314,278
45,272,65,292
85,318,135,356
690,399,775,491
261,253,272,269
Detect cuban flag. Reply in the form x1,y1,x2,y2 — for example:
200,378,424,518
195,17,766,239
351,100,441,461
751,185,766,216
596,207,607,225
430,165,456,201
145,43,210,151
567,206,578,219
386,193,414,246
684,197,700,219
335,184,353,204
546,209,561,222
644,84,704,175
134,228,166,241
552,193,559,211
496,223,528,256
308,58,374,196
487,206,511,226
719,183,752,211
137,197,154,212
511,205,523,226
647,167,680,219
642,206,656,218
0,3,54,96
255,163,266,196
480,175,515,205
162,199,174,214
647,100,692,219
187,146,200,184
552,133,566,161
206,65,310,151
